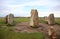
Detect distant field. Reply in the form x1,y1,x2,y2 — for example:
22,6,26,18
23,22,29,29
39,17,60,25
55,18,60,25
0,17,60,26
14,17,30,23
0,17,30,26
0,27,45,39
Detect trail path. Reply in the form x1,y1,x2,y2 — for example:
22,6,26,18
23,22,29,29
10,22,60,39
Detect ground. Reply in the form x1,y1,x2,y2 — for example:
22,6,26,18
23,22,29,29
6,22,60,39
0,17,60,39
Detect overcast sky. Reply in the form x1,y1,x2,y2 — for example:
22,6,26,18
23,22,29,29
0,0,60,17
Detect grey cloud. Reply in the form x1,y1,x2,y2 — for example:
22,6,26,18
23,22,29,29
53,5,60,11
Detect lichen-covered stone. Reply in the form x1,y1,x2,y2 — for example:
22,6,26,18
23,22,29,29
5,15,8,23
30,9,39,27
48,13,55,25
6,13,14,25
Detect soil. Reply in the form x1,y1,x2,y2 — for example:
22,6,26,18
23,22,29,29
1,22,60,39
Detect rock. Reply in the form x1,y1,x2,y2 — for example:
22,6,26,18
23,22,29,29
6,13,14,25
48,13,55,25
30,9,39,27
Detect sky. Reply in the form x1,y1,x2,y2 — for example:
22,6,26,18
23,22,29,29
0,0,60,17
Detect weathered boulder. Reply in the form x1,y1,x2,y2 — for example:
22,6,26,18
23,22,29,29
48,13,55,25
6,13,14,25
30,9,39,27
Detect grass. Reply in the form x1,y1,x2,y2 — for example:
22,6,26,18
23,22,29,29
0,17,60,39
39,17,60,25
14,17,29,23
39,20,48,24
0,17,45,39
0,18,6,26
0,17,30,26
0,17,60,25
0,27,45,39
55,18,60,25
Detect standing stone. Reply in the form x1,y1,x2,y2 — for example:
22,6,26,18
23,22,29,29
7,13,14,25
48,13,55,25
48,26,57,39
30,9,39,27
5,15,8,23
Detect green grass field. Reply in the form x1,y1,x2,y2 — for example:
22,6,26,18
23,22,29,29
0,17,60,26
14,17,30,23
55,18,60,25
0,18,6,26
0,27,45,39
0,17,60,39
0,17,45,39
0,17,30,26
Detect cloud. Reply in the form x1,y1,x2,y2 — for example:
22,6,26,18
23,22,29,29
0,0,60,17
52,5,60,11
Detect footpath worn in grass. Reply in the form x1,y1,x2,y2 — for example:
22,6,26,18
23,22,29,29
0,28,45,39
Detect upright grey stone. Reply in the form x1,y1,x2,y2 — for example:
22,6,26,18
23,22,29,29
30,9,39,27
48,13,55,25
7,13,14,25
5,15,8,23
